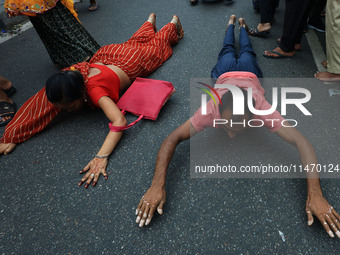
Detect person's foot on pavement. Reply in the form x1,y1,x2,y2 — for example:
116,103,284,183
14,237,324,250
314,71,340,81
171,15,184,39
226,14,236,32
248,23,271,37
147,13,157,32
238,17,249,33
88,0,99,11
263,47,295,59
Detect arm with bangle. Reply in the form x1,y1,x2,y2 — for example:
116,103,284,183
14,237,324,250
78,95,126,188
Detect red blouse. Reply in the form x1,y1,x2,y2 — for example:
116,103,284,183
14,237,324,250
86,63,120,107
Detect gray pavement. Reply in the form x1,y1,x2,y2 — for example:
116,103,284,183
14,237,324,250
1,0,340,254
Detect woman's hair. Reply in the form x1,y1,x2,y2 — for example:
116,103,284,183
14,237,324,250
219,89,255,119
45,70,84,104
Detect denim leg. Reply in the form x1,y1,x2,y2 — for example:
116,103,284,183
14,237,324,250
211,24,237,79
237,27,263,78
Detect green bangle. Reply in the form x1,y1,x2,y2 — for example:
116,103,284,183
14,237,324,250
95,155,109,159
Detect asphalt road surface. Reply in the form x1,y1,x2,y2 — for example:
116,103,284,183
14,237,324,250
1,0,340,254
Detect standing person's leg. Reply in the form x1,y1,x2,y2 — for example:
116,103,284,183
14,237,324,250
315,0,340,81
280,0,312,52
89,0,99,11
249,0,278,37
294,0,316,46
211,15,238,79
308,0,327,32
29,1,100,69
263,0,312,58
237,18,263,78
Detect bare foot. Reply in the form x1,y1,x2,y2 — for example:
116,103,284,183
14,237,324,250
147,13,157,32
238,17,249,32
263,47,295,58
321,61,327,68
257,22,271,32
314,71,340,81
171,15,184,39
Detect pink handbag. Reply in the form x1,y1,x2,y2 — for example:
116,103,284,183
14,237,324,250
109,77,175,132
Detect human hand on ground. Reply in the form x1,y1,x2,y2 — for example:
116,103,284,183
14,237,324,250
78,157,108,188
136,185,166,227
306,194,340,238
0,143,16,155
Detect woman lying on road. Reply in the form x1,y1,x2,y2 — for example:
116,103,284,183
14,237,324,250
0,13,184,188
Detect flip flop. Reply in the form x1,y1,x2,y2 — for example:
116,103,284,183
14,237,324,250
248,27,270,37
88,4,99,11
3,87,16,97
263,50,294,59
0,101,16,127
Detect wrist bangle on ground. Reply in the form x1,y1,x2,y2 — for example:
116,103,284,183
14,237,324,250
95,155,109,159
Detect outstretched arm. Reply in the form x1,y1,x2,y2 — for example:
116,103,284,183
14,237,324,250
136,119,197,227
0,87,61,155
276,126,340,238
78,96,127,188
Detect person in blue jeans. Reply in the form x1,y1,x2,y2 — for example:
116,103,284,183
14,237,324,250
211,15,263,79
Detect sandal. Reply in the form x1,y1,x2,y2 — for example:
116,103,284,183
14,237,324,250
248,27,270,37
263,49,295,59
0,101,16,127
3,87,16,97
190,0,198,5
171,15,184,39
88,4,99,11
238,18,249,33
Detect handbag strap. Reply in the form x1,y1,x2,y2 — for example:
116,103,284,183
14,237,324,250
109,114,144,132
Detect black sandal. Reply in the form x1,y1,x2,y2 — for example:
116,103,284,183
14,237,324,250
190,0,198,5
3,87,16,97
0,101,16,127
248,27,270,37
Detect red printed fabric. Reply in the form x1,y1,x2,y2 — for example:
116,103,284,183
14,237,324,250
1,22,179,144
1,87,61,144
0,62,90,144
89,22,179,80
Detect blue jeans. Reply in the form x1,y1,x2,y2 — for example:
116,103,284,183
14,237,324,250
211,25,263,79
